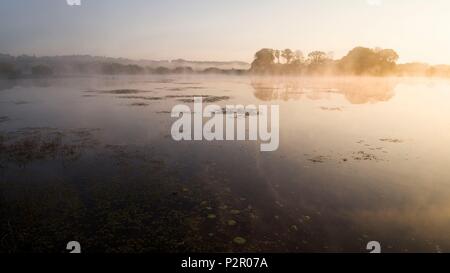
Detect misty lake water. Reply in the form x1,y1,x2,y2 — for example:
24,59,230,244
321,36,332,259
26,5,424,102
1,75,450,253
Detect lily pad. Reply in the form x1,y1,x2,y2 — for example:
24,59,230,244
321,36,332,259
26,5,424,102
233,237,247,245
207,214,217,219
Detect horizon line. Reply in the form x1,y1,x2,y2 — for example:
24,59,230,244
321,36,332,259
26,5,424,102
2,52,450,67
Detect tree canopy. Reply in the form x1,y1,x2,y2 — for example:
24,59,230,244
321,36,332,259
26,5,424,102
250,46,399,76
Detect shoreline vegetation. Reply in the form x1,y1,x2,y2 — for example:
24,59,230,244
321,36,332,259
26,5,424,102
1,46,450,79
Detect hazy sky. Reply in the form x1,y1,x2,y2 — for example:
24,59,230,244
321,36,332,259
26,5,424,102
1,0,449,64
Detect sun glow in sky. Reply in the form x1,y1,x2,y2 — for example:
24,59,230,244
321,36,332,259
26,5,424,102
1,0,450,64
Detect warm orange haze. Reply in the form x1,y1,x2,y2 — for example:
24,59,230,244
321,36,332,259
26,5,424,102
1,0,450,258
3,45,450,79
3,1,450,65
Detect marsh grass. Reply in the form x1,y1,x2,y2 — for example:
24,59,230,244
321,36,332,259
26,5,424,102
85,89,153,95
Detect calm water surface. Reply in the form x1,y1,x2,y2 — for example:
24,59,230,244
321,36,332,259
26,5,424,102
1,75,450,253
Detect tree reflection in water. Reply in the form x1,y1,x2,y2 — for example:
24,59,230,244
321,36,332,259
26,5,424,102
251,77,397,104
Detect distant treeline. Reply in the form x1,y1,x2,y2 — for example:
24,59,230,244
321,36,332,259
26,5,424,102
0,61,247,79
2,49,450,78
250,47,450,77
100,63,246,76
0,54,249,79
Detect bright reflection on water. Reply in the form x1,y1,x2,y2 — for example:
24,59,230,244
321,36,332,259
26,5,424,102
1,75,450,253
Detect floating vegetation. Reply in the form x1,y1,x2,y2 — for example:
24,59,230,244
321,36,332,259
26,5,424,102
380,138,404,143
86,89,153,95
203,96,231,103
308,155,329,163
352,151,380,161
145,79,174,84
233,237,247,245
208,107,259,117
230,209,240,215
306,149,386,164
207,214,217,219
320,107,342,111
174,82,201,85
0,127,100,166
117,96,162,101
165,95,203,99
172,95,231,103
186,86,206,90
129,102,150,107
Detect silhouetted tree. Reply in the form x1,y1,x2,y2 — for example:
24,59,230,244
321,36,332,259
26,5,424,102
338,47,399,75
282,49,294,64
0,63,20,78
375,49,399,75
308,51,328,65
251,48,275,73
250,46,399,76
